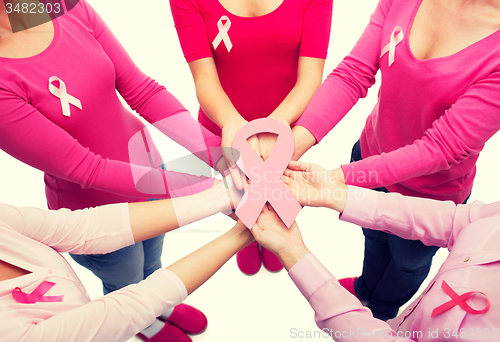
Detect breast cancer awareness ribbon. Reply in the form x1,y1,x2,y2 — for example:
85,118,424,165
212,16,233,52
12,281,64,304
431,280,490,317
48,76,82,117
380,26,404,67
232,118,301,229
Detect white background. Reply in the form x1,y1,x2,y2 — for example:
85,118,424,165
1,0,499,341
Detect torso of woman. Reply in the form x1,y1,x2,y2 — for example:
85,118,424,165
170,0,332,135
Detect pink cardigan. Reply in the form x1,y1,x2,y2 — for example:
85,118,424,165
0,203,187,342
295,0,500,204
289,186,500,341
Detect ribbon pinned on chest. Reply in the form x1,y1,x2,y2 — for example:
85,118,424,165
232,118,301,229
212,16,233,52
380,26,404,67
431,280,490,317
12,281,64,304
48,76,82,117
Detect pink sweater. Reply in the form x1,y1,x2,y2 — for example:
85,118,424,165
0,203,187,342
296,0,500,204
290,186,500,341
0,0,222,211
170,0,332,136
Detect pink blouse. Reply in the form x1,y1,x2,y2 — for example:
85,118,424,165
289,186,500,341
0,203,187,342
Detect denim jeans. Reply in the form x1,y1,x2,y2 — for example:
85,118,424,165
349,140,470,320
70,234,164,295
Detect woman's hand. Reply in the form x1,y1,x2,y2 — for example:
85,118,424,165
217,173,244,215
283,161,347,212
251,205,310,271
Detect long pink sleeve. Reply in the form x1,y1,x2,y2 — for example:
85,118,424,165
341,186,500,250
4,268,187,342
294,0,389,140
289,254,408,342
0,202,188,342
0,0,219,206
0,202,134,254
82,1,222,168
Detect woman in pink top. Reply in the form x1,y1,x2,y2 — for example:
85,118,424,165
291,0,500,319
0,173,251,342
169,0,333,275
0,1,224,340
249,161,499,341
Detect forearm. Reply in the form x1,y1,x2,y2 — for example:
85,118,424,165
167,221,253,294
189,59,244,128
292,125,317,160
269,57,325,125
128,180,230,242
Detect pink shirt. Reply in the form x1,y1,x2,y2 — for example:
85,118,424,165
170,0,332,135
296,0,500,204
0,0,222,211
289,186,500,341
0,203,187,342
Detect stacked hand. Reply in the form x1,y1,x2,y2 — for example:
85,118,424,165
283,161,347,213
251,205,310,270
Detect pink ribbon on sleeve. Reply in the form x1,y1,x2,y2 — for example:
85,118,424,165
12,281,64,304
232,118,301,229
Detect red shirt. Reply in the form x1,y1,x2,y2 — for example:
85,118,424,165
170,0,333,135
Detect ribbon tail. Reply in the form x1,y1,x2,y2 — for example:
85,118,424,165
235,188,267,229
268,184,301,228
38,295,65,303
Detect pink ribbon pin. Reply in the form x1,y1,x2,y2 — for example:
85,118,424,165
380,26,404,67
12,281,64,304
232,118,301,229
431,280,490,317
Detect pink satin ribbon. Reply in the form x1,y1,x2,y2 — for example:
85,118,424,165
12,281,64,304
232,118,301,228
380,26,404,67
431,280,490,317
48,76,82,117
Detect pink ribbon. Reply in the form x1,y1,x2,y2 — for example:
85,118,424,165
380,26,404,67
232,118,301,228
12,281,64,304
431,280,490,317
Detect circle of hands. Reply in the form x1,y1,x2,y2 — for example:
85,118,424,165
217,120,348,261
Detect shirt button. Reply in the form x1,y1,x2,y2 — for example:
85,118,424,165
464,257,470,262
47,269,53,274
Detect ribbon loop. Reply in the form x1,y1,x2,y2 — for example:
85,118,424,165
48,76,82,117
232,118,301,228
380,26,404,67
212,16,233,52
12,281,64,304
431,280,490,317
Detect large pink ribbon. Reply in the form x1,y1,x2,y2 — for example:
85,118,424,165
232,118,301,228
12,281,64,304
380,26,404,67
431,280,490,317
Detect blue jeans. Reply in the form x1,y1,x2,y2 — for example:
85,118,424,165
350,140,470,320
70,194,165,295
70,234,164,295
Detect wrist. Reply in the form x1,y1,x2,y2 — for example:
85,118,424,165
277,245,311,271
325,170,348,213
221,115,246,129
